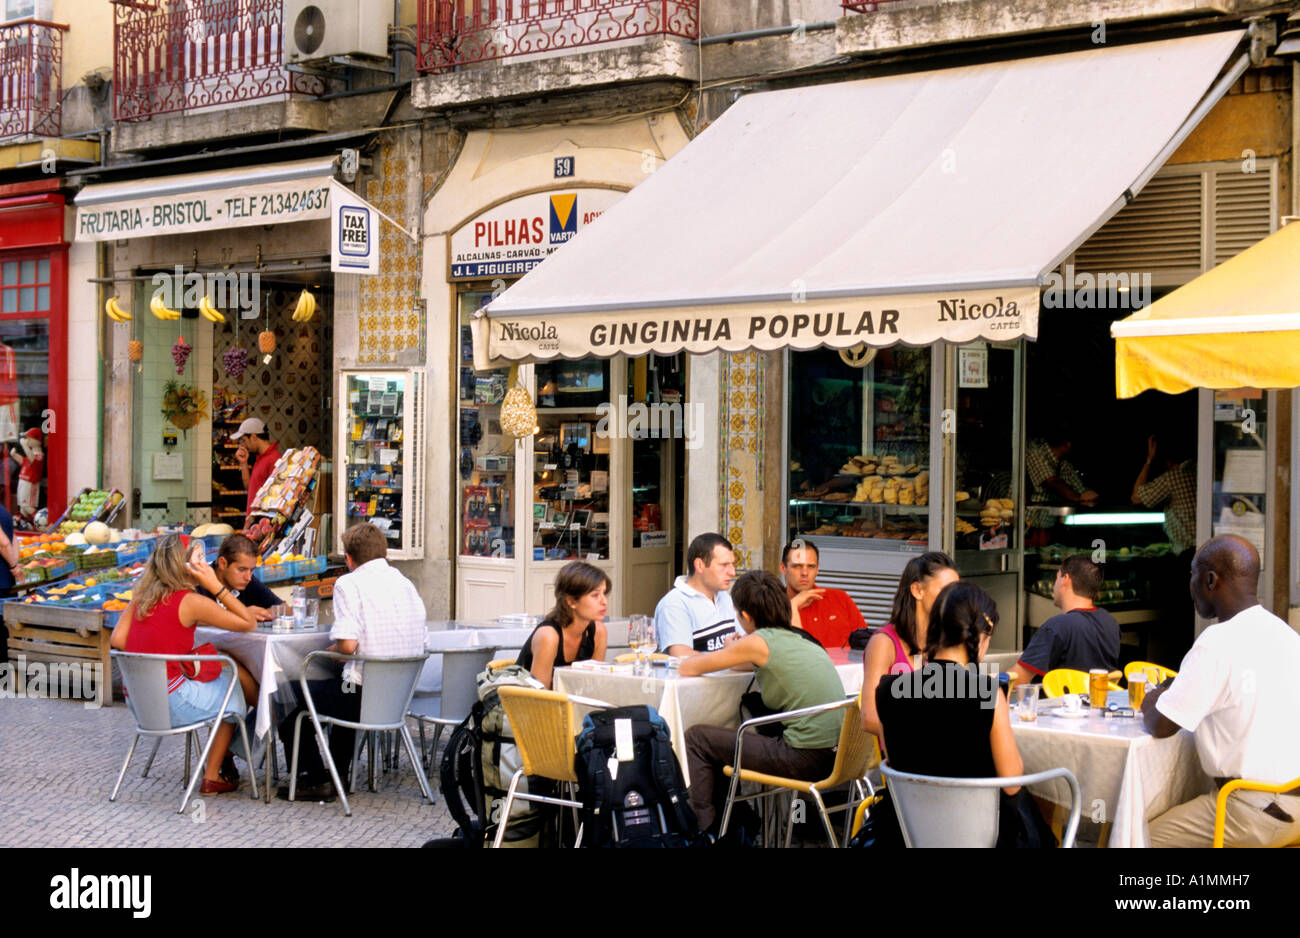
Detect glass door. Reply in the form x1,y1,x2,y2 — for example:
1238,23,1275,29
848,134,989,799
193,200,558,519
1207,389,1273,605
623,353,685,618
948,340,1023,651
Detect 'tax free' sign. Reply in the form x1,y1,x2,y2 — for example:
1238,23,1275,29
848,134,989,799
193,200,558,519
449,188,624,280
332,201,377,274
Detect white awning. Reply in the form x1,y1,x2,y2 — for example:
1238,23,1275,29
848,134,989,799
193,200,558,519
475,30,1247,366
74,156,339,242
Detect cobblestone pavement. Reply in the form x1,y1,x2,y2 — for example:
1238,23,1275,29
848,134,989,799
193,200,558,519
0,695,457,848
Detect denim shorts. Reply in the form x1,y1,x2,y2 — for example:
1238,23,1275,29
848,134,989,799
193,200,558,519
169,673,247,727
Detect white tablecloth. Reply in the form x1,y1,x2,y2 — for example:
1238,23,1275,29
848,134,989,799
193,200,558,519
554,663,862,785
194,625,333,739
1012,695,1211,847
419,627,536,693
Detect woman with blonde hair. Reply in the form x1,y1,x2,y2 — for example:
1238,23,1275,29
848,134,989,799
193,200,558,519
110,535,259,794
516,561,609,689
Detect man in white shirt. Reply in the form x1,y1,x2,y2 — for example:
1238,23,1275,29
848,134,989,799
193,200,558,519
1141,535,1300,847
654,533,737,656
277,523,427,802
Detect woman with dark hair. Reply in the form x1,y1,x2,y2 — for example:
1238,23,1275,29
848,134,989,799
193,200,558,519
875,581,1054,846
516,560,609,688
680,570,845,836
861,551,958,739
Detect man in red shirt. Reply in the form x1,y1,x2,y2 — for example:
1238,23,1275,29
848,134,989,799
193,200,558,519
782,539,868,649
231,418,281,521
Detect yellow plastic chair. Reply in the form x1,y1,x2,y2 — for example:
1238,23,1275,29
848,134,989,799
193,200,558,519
486,657,517,672
1214,777,1300,848
719,697,879,847
1123,661,1177,685
613,652,670,664
491,686,612,848
1041,669,1121,698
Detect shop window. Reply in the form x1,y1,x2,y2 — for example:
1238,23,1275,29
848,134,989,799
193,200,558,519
0,317,49,520
457,292,515,559
787,346,930,547
532,356,612,562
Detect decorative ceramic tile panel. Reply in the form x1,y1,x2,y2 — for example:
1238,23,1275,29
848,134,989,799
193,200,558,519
718,351,764,571
358,138,425,364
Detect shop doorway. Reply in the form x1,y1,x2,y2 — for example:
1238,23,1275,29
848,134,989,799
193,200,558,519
130,273,334,535
1024,289,1197,663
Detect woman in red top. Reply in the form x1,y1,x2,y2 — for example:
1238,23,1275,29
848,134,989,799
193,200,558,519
860,552,959,742
110,535,259,794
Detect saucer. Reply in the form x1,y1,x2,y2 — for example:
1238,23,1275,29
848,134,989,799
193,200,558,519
1048,707,1087,719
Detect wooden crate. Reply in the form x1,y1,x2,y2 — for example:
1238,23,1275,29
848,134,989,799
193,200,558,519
4,602,114,707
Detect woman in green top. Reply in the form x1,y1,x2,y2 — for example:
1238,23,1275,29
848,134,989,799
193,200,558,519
680,570,845,837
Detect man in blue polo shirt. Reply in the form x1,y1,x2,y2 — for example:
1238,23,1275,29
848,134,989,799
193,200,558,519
655,533,737,656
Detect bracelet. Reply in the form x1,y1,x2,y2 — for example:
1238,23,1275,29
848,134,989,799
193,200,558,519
216,586,228,600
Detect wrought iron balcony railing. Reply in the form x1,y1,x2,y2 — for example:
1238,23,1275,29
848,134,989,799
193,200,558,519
417,0,699,74
0,18,66,140
112,0,323,122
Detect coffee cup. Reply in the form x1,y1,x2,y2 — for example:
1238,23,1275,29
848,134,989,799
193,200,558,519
1061,694,1083,714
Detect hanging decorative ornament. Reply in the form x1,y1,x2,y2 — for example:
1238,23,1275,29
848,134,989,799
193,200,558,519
499,365,537,439
171,335,192,375
222,346,249,379
258,329,275,363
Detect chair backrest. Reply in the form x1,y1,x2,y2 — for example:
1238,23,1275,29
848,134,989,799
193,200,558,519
112,652,174,732
355,655,429,727
881,763,1081,848
1124,660,1177,684
497,685,579,783
820,700,879,787
440,647,498,724
486,657,516,672
1041,668,1089,697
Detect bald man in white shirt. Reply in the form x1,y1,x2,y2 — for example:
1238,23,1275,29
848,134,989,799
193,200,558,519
1141,536,1300,848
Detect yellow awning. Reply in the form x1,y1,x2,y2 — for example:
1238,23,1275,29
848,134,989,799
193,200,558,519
1111,221,1300,398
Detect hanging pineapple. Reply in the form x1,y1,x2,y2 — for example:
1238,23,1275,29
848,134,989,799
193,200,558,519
258,329,276,364
127,340,143,363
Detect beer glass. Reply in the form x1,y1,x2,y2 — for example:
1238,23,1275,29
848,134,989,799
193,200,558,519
1088,669,1110,708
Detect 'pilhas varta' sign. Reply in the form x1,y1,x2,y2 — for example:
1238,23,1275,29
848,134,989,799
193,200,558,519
450,189,624,280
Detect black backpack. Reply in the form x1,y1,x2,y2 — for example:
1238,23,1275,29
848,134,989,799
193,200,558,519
574,705,702,848
436,665,550,848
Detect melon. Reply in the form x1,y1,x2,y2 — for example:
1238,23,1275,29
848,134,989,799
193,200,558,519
191,524,210,538
84,521,112,545
208,523,235,536
64,532,87,547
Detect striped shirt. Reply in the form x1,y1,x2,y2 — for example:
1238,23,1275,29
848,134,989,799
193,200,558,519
1135,460,1196,554
330,558,427,685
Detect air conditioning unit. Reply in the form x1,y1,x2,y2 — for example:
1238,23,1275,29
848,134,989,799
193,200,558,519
283,0,392,63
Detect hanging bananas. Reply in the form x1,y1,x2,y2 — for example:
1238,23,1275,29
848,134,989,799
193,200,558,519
149,294,181,321
104,296,132,323
198,294,226,323
291,288,316,322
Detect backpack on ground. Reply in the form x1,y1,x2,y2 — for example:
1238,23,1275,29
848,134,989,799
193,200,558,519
437,664,548,847
575,704,701,848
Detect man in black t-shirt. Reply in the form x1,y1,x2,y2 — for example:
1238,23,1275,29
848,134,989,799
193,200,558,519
194,533,279,620
1011,555,1120,685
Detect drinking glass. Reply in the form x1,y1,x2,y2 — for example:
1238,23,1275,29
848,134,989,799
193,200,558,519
1128,675,1146,709
1088,669,1110,708
1013,683,1040,722
628,615,651,675
303,598,320,630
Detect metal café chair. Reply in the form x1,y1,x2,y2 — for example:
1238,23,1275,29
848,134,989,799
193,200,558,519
881,763,1082,848
717,696,878,847
408,645,501,769
110,649,259,813
288,651,432,816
